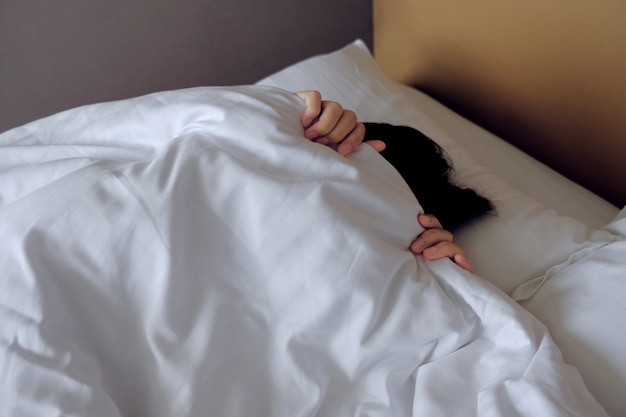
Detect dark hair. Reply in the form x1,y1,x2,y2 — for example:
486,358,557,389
364,122,495,230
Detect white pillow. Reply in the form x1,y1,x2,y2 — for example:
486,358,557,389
515,212,626,417
257,40,618,294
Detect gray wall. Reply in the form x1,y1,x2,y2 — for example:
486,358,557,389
1,0,372,132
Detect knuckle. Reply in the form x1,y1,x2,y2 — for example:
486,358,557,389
323,101,340,112
343,109,357,122
350,124,366,142
345,128,364,145
427,214,443,228
443,242,463,257
326,130,345,143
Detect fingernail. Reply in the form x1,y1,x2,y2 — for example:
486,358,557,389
306,130,317,139
424,247,437,257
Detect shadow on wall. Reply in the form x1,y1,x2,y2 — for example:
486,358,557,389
374,0,626,207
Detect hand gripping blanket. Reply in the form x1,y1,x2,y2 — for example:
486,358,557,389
0,86,607,416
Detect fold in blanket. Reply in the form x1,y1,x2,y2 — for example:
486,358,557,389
0,86,607,416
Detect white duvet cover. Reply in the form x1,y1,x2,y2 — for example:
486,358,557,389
0,86,607,416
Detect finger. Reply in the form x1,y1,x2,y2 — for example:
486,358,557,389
295,91,322,128
453,253,474,272
364,139,386,153
410,228,453,254
305,101,343,140
414,239,473,272
423,244,473,272
422,241,463,259
318,110,359,145
417,213,443,230
337,122,366,156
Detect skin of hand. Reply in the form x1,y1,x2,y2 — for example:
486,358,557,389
295,90,385,156
410,214,473,272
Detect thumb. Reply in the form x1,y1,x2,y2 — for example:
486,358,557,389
294,91,321,128
365,140,386,152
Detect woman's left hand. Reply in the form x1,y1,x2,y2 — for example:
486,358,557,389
410,214,473,272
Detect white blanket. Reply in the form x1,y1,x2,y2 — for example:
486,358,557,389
0,86,607,416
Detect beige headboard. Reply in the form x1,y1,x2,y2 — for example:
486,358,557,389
373,0,626,207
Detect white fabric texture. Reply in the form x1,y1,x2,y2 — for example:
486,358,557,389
517,213,626,417
256,40,619,294
0,86,607,416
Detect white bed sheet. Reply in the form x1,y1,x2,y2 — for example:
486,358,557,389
0,86,608,416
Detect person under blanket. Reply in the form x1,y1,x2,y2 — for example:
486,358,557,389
295,90,494,272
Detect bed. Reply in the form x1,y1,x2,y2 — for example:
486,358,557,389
1,1,625,416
